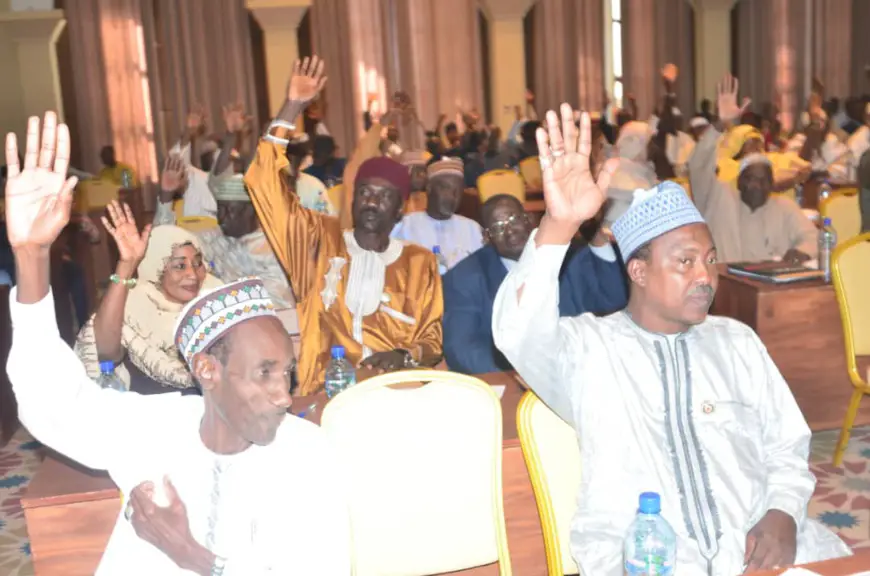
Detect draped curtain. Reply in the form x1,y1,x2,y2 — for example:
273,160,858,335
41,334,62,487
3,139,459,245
621,0,695,120
145,0,259,157
851,0,870,96
531,0,606,115
65,0,158,201
812,0,852,100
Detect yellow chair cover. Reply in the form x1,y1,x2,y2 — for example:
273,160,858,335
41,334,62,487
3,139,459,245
477,169,526,204
517,391,582,575
831,232,870,466
74,179,120,213
820,189,861,245
176,216,219,233
519,157,543,190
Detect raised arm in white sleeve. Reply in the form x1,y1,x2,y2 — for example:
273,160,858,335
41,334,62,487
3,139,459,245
687,127,723,215
492,231,581,427
7,288,153,472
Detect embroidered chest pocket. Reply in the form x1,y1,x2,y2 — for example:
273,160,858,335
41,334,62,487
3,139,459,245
376,292,418,335
696,400,763,454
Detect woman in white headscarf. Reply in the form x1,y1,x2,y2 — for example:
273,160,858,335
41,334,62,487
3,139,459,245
602,121,658,226
75,201,221,393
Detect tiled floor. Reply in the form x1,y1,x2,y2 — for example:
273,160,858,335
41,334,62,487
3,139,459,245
1,426,869,573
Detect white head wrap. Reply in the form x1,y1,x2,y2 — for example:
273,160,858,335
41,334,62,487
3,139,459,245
616,121,653,163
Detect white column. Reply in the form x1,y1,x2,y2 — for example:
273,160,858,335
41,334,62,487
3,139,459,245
479,0,534,135
691,0,738,104
247,0,310,118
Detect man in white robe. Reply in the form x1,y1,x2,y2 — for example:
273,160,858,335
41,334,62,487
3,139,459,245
3,112,350,575
602,121,658,226
391,158,483,271
492,104,851,575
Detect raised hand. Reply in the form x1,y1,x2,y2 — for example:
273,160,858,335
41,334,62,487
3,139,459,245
222,102,246,133
535,103,617,233
287,56,327,104
159,155,187,203
185,104,206,135
4,112,78,250
661,63,679,85
101,200,151,265
717,74,751,123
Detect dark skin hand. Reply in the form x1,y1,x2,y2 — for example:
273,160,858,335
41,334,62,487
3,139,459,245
743,509,797,573
358,350,408,372
129,477,215,575
782,248,812,264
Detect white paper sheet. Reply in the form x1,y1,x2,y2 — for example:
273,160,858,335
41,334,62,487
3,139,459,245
779,568,820,576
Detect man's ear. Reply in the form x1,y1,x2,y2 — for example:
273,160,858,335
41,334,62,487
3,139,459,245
192,353,220,392
626,258,648,288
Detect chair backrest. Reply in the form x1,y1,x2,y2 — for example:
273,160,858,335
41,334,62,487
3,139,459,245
517,391,582,575
477,169,526,204
820,189,861,245
172,198,185,220
321,370,512,576
832,232,870,386
519,157,543,190
176,216,219,232
74,179,119,212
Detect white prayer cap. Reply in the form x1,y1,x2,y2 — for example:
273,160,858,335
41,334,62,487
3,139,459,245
738,153,773,175
672,107,682,117
689,116,710,129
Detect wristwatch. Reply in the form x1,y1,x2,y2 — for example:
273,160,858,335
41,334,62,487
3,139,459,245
397,348,418,368
211,555,227,576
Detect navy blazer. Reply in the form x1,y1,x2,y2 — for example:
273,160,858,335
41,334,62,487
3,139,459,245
442,244,628,374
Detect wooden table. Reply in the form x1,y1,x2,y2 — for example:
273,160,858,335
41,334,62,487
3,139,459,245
711,266,870,431
21,372,549,576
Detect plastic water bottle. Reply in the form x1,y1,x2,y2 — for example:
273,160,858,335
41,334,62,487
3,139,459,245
97,361,125,392
818,181,832,204
121,169,132,188
624,492,677,576
324,345,356,398
433,245,449,275
818,217,837,283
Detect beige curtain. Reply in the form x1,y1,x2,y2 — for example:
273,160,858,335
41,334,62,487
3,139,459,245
532,0,606,115
621,0,695,120
813,0,852,100
851,0,870,95
146,0,259,157
311,0,388,155
734,0,815,132
65,0,158,201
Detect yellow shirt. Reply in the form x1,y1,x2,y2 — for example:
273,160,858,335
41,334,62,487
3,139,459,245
245,141,444,395
98,162,139,187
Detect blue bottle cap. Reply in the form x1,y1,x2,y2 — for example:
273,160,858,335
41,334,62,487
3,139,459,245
823,217,832,226
433,245,441,254
638,492,661,514
330,345,345,359
99,360,115,374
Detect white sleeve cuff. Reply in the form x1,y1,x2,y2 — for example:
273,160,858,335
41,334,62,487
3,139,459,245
9,288,59,339
766,493,807,529
513,229,571,283
588,242,617,262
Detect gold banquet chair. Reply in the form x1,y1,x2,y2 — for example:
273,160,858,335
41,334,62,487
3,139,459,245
832,232,870,467
320,370,512,576
519,157,543,190
176,216,219,233
326,184,344,214
477,169,526,204
517,391,582,575
820,189,861,245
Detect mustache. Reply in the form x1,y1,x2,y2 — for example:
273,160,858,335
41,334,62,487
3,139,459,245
689,284,714,299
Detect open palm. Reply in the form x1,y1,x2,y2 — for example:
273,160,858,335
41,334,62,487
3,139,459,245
4,112,77,249
102,200,151,264
536,103,616,226
287,56,327,103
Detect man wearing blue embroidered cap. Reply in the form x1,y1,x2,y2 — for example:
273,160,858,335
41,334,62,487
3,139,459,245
492,103,851,575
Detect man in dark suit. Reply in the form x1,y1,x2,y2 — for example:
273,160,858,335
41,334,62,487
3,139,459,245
443,194,628,374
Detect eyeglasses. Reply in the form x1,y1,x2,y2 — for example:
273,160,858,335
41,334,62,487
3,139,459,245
487,213,529,238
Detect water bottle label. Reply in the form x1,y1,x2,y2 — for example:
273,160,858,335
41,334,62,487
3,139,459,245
625,556,673,575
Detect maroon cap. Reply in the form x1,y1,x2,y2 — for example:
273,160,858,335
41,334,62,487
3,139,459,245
355,156,411,200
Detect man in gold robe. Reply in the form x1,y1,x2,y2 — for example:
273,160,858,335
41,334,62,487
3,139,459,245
244,56,443,395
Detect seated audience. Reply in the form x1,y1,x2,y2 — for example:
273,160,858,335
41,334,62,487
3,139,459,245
4,114,350,573
443,194,626,374
493,106,851,574
165,109,219,219
860,149,870,233
76,201,220,393
98,144,139,187
690,79,817,263
603,121,657,226
304,135,347,188
391,157,482,270
246,57,443,395
399,149,430,213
